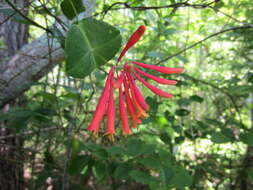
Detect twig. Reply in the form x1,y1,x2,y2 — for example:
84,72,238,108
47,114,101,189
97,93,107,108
5,0,53,34
94,0,219,16
37,0,68,32
0,0,34,26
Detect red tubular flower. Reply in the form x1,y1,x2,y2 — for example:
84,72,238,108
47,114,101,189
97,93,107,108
114,71,125,88
119,85,131,135
117,25,146,62
132,61,184,74
133,72,173,98
87,67,114,135
125,75,149,119
134,67,177,85
125,72,149,111
105,72,115,137
123,77,141,128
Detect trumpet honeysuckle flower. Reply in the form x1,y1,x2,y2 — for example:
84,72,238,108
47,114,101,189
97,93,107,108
87,67,115,135
134,66,177,85
132,61,184,74
105,72,116,138
123,77,141,128
87,25,184,138
114,71,125,88
126,75,149,119
126,71,149,111
118,85,131,135
117,25,146,62
133,72,174,98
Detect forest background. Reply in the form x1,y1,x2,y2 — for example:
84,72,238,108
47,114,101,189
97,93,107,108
1,0,253,190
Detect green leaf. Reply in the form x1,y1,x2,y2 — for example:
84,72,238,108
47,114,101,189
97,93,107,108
7,109,36,118
164,111,175,122
169,166,193,188
157,116,168,126
240,132,253,146
107,146,126,155
247,168,253,182
139,143,156,155
65,18,122,78
114,163,132,179
92,161,107,182
139,157,161,169
205,118,222,126
71,138,82,155
227,85,253,96
126,139,143,157
175,108,190,117
211,132,231,144
221,128,234,141
68,155,91,175
175,136,185,144
160,132,172,145
190,95,204,103
177,98,191,107
34,92,58,102
61,0,85,20
158,149,172,166
146,96,158,111
160,165,174,186
163,28,177,36
85,143,108,159
214,0,225,9
129,170,156,185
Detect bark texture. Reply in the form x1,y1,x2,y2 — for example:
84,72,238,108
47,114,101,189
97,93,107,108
0,1,95,189
0,34,64,108
0,0,96,108
0,0,29,189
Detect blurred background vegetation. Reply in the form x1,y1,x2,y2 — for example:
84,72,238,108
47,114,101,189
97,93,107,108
1,0,253,189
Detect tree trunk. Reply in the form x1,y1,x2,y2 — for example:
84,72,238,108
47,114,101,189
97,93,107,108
0,1,95,189
0,0,29,189
0,0,96,108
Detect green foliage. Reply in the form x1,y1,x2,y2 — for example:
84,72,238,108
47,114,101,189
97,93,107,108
211,131,232,144
61,0,85,20
168,166,193,188
240,132,253,146
3,0,253,189
65,18,122,78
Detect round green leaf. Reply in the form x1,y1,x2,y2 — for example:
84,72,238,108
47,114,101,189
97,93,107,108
61,0,85,20
65,18,122,78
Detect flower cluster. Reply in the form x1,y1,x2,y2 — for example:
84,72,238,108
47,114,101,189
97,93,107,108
87,25,184,139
